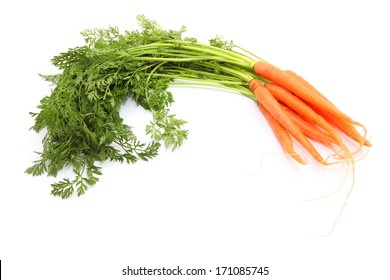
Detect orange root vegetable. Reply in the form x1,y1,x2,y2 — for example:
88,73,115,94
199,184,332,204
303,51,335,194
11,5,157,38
284,69,334,107
249,60,367,235
283,69,371,148
281,105,336,146
250,79,326,165
253,61,355,124
316,106,371,148
259,104,306,164
264,83,345,145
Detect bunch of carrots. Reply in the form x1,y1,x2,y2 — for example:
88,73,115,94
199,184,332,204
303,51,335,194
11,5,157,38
246,61,371,233
249,61,370,166
28,15,371,205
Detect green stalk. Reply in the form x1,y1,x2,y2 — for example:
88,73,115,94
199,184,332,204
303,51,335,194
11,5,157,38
162,40,256,68
151,63,257,100
120,40,256,69
169,80,255,100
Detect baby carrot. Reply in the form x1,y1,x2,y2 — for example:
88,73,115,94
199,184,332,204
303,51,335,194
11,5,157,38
316,106,371,148
253,61,355,124
281,105,336,146
259,104,305,164
284,69,334,107
284,69,370,147
250,80,326,165
264,82,354,162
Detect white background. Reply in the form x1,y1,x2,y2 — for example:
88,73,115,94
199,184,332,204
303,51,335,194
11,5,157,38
1,0,389,279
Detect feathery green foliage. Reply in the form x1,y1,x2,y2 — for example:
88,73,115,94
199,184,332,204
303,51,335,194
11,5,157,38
27,15,258,198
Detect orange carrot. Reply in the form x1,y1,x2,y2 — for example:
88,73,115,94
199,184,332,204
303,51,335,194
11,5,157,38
256,67,360,235
264,82,354,162
259,104,305,164
284,69,370,147
316,106,371,147
282,69,371,150
253,61,354,124
250,79,326,165
265,83,340,139
284,69,335,107
281,105,336,146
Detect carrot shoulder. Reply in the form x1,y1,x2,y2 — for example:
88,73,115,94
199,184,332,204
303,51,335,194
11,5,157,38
284,69,334,107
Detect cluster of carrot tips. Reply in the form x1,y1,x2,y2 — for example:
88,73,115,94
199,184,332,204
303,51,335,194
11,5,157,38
248,60,371,234
250,60,370,167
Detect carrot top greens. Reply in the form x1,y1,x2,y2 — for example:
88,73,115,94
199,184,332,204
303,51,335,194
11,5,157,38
26,15,259,198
